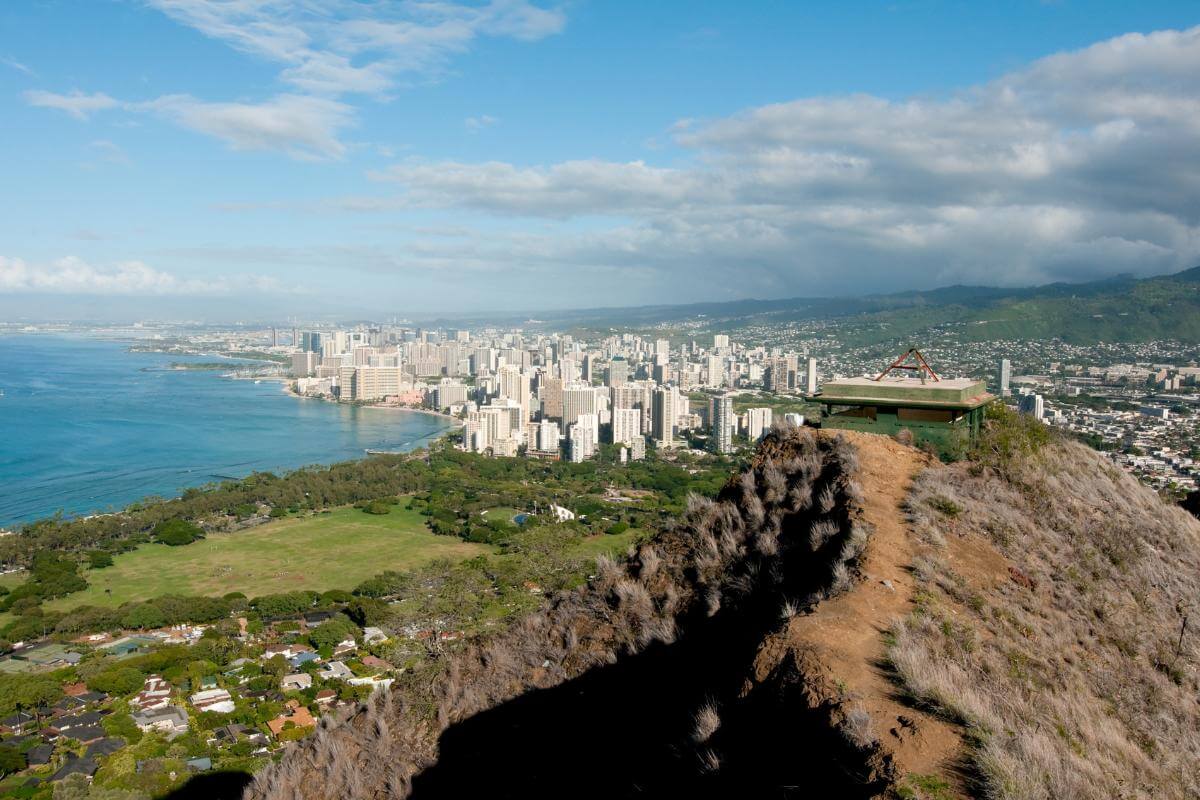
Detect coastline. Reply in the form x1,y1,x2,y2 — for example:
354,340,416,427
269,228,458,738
281,382,463,426
1,337,462,528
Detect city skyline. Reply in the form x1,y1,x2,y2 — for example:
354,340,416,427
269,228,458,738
3,2,1200,319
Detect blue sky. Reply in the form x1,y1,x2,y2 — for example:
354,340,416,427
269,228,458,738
2,1,1199,320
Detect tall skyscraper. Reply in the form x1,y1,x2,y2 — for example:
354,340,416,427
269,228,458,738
606,356,629,388
805,357,818,395
997,358,1012,397
562,383,598,428
652,386,679,448
539,376,564,420
712,393,734,454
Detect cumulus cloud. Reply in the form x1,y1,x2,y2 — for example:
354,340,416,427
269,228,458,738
146,0,566,96
363,25,1200,295
24,90,119,120
0,256,281,295
139,94,354,160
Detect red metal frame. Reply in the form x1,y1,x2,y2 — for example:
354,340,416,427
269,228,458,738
874,348,941,382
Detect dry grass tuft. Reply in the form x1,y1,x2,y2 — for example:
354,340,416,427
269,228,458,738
890,438,1200,800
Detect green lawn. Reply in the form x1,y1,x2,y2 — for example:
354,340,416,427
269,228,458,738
45,505,489,611
479,506,526,524
571,528,642,559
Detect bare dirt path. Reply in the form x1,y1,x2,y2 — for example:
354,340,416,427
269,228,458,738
775,431,966,791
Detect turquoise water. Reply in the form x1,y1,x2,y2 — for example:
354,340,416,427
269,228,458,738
0,335,455,527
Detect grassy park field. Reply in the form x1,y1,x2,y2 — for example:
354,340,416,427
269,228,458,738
45,504,489,611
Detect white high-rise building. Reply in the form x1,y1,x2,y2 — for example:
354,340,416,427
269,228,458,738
805,357,818,395
562,383,598,429
652,386,679,448
568,414,598,461
612,407,642,448
997,358,1012,397
713,334,729,350
747,407,773,440
535,420,561,453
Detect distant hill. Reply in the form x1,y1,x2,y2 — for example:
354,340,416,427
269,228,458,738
501,266,1200,345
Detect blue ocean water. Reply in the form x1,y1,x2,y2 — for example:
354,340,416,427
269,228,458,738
0,335,455,527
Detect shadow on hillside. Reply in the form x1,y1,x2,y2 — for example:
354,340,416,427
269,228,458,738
410,592,883,800
164,769,252,800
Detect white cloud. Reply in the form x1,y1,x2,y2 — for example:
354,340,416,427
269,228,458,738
23,90,119,120
0,255,281,296
139,94,354,160
465,114,499,131
146,0,565,96
2,55,34,76
360,25,1200,295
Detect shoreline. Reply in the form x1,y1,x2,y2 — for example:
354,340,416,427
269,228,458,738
281,383,463,426
2,344,461,529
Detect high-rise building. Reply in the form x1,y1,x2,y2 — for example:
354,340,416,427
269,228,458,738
805,357,818,395
1018,393,1044,420
539,376,564,420
712,393,734,454
606,357,629,388
713,334,729,350
765,357,790,392
705,355,725,388
747,407,773,440
568,414,598,462
652,386,679,448
997,358,1012,397
562,383,598,428
290,351,318,378
612,407,642,447
301,331,323,354
535,420,561,453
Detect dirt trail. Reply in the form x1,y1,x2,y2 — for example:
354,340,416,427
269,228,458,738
762,431,966,791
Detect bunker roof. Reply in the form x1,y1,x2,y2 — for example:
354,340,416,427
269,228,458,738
812,375,993,410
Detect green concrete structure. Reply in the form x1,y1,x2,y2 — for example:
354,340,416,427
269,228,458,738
810,374,994,458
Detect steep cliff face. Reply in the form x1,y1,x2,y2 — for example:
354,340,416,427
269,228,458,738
246,426,899,800
244,427,1200,800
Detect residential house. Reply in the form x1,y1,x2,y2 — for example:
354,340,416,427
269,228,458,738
130,675,172,712
360,655,392,671
361,626,388,644
85,737,126,758
0,711,36,734
316,661,353,681
189,688,235,714
280,673,313,692
314,689,337,708
266,701,316,738
50,755,97,783
130,706,189,738
287,651,320,669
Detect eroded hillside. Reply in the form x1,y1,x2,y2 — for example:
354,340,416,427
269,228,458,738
241,423,1200,800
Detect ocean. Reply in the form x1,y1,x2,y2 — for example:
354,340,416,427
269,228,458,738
0,335,455,527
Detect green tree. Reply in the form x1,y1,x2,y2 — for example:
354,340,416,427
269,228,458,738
152,519,204,546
